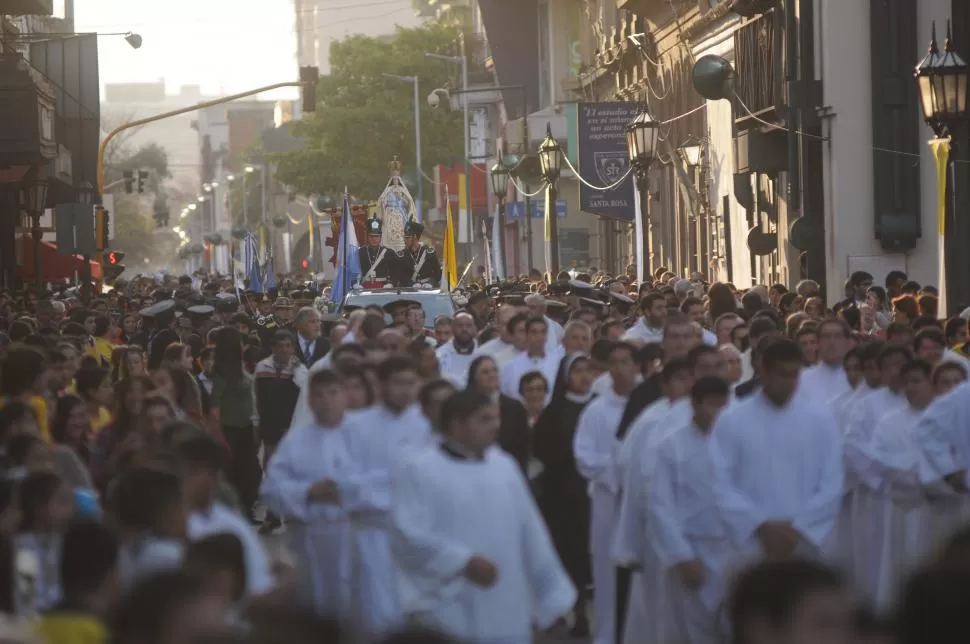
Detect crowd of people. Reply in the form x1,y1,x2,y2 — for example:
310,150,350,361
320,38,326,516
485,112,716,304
0,266,968,644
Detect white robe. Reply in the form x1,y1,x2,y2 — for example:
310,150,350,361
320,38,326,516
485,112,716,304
474,338,522,370
611,398,690,644
287,357,325,432
189,502,274,596
798,362,852,403
260,420,400,633
854,405,939,610
391,445,576,644
436,340,478,389
842,387,906,597
915,382,970,540
711,392,844,565
649,424,735,644
573,388,628,644
621,318,663,345
500,349,563,404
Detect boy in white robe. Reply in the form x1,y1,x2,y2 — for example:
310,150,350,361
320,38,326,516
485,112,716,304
858,359,939,609
573,341,641,644
711,338,843,566
843,345,909,599
260,368,400,634
391,389,576,643
649,376,735,644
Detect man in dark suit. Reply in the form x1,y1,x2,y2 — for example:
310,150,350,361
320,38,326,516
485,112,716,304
292,306,330,368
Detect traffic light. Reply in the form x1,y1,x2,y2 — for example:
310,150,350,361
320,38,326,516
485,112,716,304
300,66,318,113
123,171,134,194
300,258,310,270
105,250,125,265
137,170,148,194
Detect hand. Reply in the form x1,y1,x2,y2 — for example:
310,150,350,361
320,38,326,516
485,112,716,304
463,555,498,588
757,521,799,559
674,559,706,590
308,479,340,504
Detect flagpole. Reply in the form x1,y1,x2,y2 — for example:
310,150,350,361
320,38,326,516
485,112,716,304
342,189,350,299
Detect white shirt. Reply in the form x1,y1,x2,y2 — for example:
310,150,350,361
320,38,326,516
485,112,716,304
798,362,852,404
622,318,664,345
189,502,274,596
474,337,523,370
500,348,564,403
436,339,478,389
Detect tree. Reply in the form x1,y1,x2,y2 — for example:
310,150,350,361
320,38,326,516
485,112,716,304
273,22,465,201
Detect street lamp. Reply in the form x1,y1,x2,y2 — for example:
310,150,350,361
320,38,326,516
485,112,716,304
680,137,703,167
384,73,423,220
916,21,969,138
21,166,48,296
489,154,510,278
77,180,95,301
626,107,662,281
914,21,970,316
426,52,472,259
537,123,563,277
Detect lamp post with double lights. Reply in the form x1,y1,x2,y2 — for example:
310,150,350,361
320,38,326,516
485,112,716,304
489,154,510,278
626,108,662,282
537,124,563,277
914,21,970,316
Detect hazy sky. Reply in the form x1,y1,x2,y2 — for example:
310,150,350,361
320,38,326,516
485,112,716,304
74,0,299,99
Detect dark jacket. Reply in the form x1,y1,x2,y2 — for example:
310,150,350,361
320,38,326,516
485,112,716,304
497,395,531,474
293,334,331,368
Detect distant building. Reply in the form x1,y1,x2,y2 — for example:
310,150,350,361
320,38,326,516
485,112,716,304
294,0,427,74
102,81,218,186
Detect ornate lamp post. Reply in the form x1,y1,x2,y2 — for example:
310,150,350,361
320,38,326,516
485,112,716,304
537,124,563,277
489,154,510,279
21,166,49,296
626,107,661,282
77,181,95,301
915,21,970,315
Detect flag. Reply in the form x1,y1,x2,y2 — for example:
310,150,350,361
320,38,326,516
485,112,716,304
930,138,950,317
330,191,361,304
441,187,458,290
264,257,277,291
244,232,263,294
482,217,492,284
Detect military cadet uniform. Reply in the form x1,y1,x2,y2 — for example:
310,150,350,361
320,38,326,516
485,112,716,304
140,299,180,371
398,217,442,286
359,216,399,284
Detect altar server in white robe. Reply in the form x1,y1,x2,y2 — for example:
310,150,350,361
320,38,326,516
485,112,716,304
843,344,910,597
649,376,735,644
711,338,843,566
392,389,576,643
916,380,970,537
612,358,694,644
350,355,435,469
856,359,941,610
436,312,479,389
289,344,369,431
501,316,564,404
261,368,400,633
573,342,641,644
797,319,852,403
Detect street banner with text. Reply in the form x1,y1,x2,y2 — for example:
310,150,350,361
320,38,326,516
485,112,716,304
577,102,638,222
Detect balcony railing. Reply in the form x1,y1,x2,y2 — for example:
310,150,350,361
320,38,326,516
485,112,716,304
451,32,493,85
733,10,784,123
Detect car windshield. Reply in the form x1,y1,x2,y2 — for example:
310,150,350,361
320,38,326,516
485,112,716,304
341,293,455,327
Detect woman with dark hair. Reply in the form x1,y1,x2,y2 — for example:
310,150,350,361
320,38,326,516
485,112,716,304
49,395,93,488
209,326,259,520
531,353,595,636
90,375,152,491
707,282,739,323
465,355,530,473
74,366,113,435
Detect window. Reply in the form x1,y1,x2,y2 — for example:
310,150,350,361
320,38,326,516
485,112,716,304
538,1,551,109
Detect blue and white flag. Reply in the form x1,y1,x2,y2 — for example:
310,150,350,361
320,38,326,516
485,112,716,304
264,258,277,291
330,190,361,304
244,232,263,293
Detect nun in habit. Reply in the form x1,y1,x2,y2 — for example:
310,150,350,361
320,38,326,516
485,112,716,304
465,355,531,474
532,352,595,637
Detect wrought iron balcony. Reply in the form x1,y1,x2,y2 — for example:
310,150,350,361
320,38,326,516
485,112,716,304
733,9,784,125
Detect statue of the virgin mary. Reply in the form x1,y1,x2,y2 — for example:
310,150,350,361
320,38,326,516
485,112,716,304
374,156,417,253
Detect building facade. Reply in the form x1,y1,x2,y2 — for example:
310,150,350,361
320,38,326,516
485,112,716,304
562,0,966,301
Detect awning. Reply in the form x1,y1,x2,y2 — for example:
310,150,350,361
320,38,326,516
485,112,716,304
19,236,102,281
